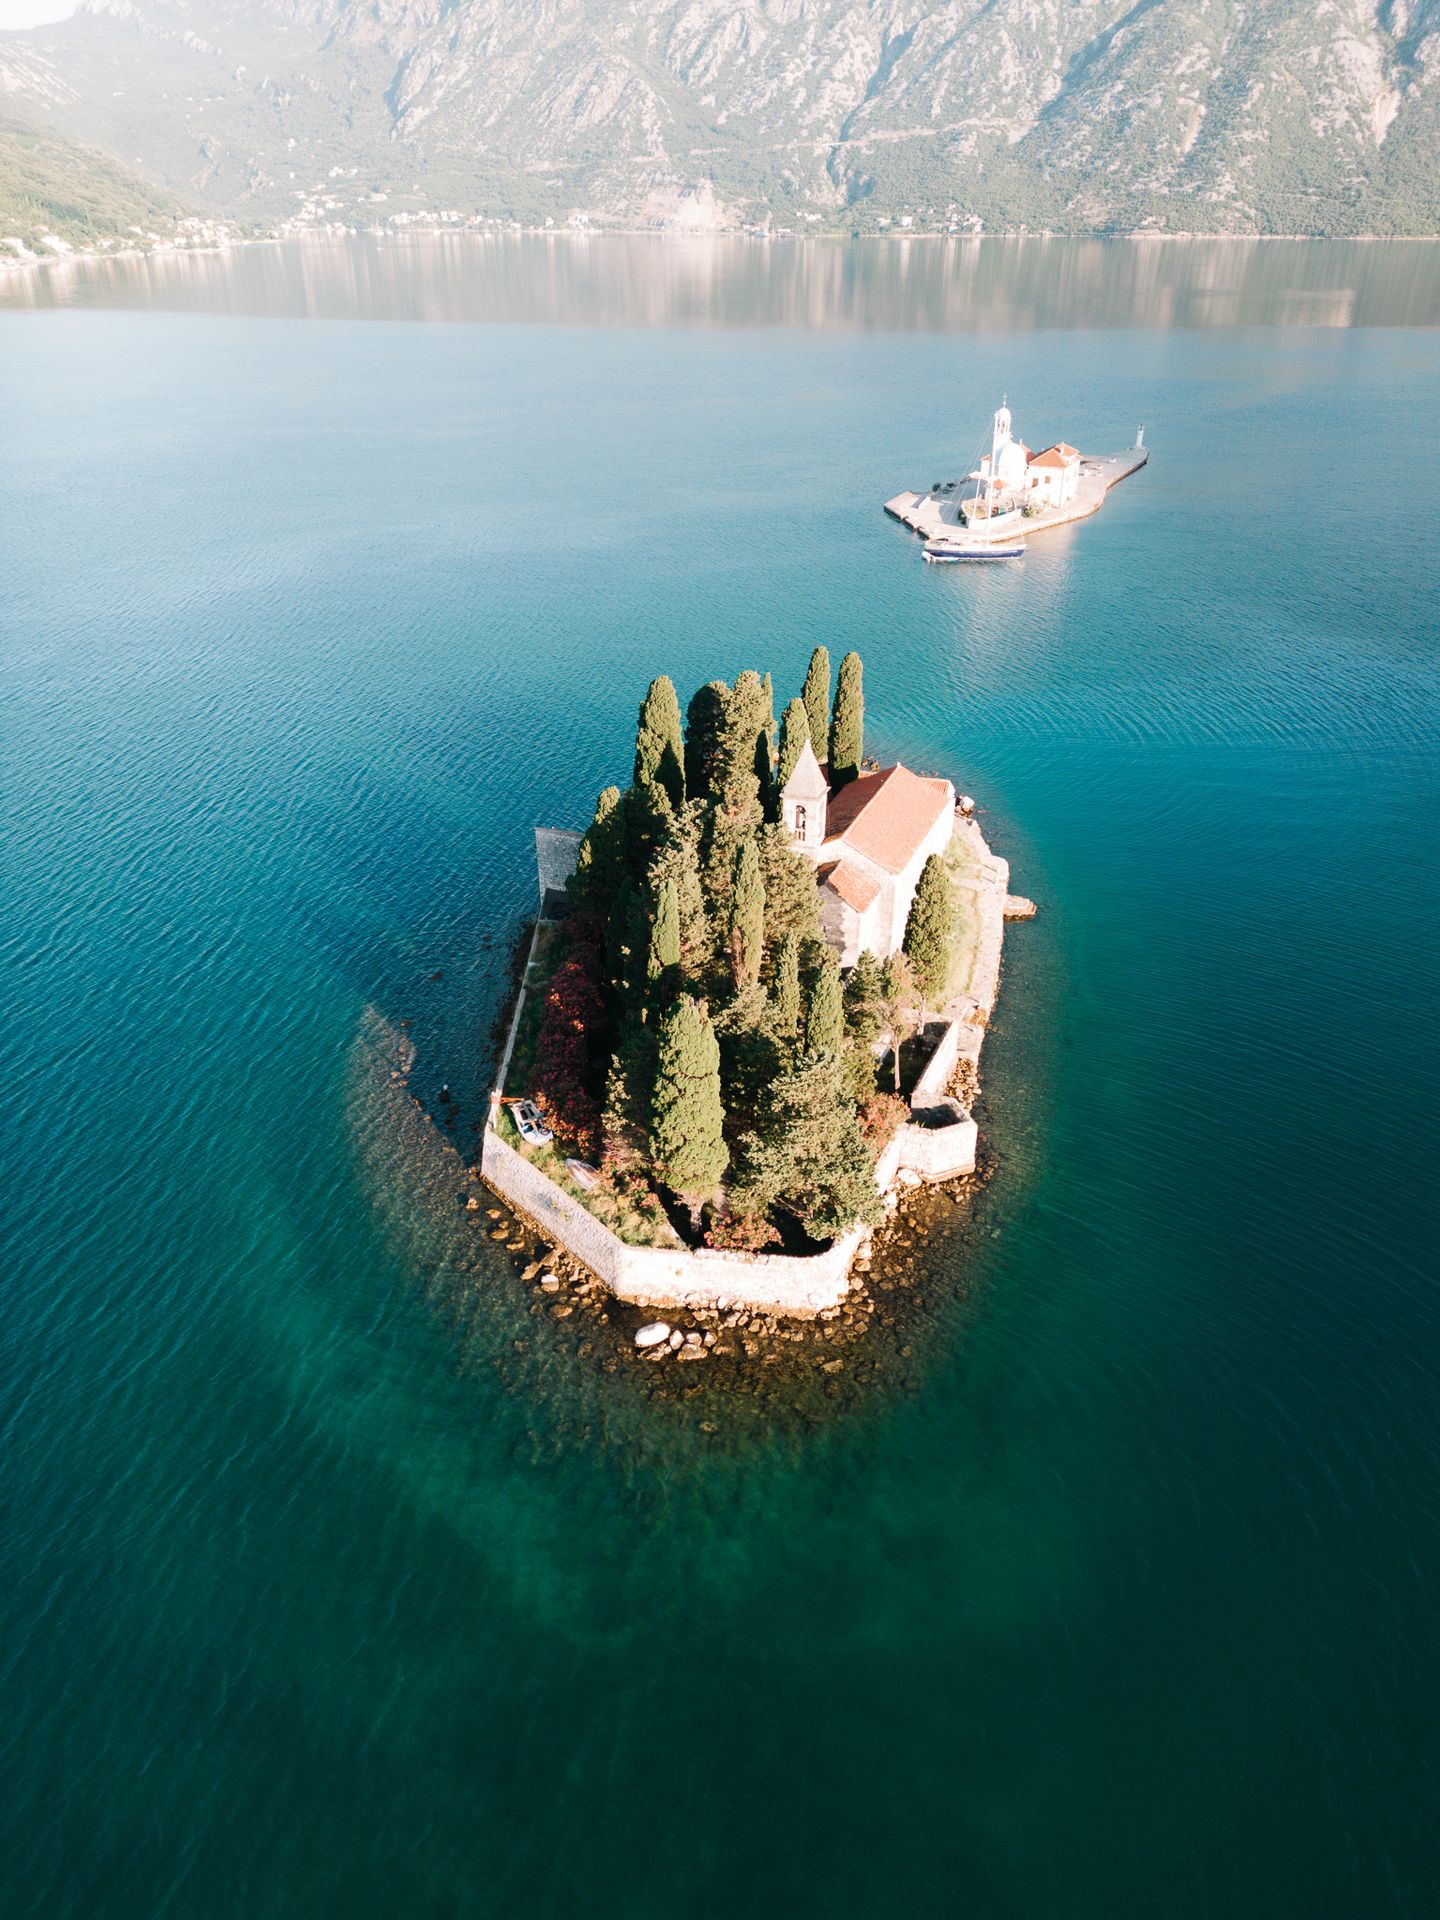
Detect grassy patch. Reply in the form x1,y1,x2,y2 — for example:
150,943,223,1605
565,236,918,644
942,834,983,1001
498,921,568,1098
494,1105,679,1249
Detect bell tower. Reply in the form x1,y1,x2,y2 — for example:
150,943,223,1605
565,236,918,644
780,738,829,855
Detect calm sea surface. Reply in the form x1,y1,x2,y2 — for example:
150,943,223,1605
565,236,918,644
3,238,1438,1918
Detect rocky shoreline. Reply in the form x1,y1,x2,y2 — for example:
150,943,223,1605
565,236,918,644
352,996,1006,1427
458,1150,998,1404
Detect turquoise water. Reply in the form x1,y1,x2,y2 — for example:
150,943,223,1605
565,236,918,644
3,245,1439,1916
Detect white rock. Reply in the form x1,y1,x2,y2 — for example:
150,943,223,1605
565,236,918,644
634,1322,671,1349
668,1331,685,1350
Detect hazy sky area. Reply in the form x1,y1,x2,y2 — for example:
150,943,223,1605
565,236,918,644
0,0,76,26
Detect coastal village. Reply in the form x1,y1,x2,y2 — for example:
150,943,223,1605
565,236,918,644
886,401,1147,560
477,651,1031,1345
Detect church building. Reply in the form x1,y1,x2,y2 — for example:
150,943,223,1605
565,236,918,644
780,739,956,967
967,402,1083,521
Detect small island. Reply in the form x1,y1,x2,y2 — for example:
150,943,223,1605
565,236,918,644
483,650,1029,1319
885,400,1148,559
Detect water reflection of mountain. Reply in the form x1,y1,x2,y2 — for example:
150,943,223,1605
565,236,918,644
8,233,1439,329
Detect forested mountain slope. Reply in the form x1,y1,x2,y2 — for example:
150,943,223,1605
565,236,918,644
3,0,1438,234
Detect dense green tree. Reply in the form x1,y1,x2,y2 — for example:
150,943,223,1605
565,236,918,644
742,1055,883,1241
633,675,686,808
758,673,778,818
684,680,732,800
828,650,864,788
839,1034,881,1107
622,776,673,887
903,852,952,1019
649,996,729,1225
647,800,709,978
696,680,766,933
805,953,844,1057
802,646,831,765
600,1016,656,1173
771,932,801,1039
756,824,823,950
876,952,921,1092
776,697,810,791
605,875,649,1009
844,950,885,1047
713,984,782,1137
734,669,774,823
648,877,680,984
729,836,765,990
569,785,625,917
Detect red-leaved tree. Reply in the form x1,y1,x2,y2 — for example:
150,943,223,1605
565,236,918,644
532,931,606,1159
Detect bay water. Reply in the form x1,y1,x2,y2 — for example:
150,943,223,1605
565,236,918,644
3,239,1437,1917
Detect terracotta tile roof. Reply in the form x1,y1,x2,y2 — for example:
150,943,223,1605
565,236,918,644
1028,442,1080,469
819,859,881,913
823,764,952,876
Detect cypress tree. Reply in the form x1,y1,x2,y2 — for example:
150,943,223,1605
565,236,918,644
776,698,810,791
828,650,864,789
648,877,680,983
647,800,709,978
729,837,765,990
601,1016,657,1174
844,950,885,1046
606,875,648,1009
649,995,729,1225
742,1054,883,1241
805,954,844,1057
802,646,831,765
771,932,801,1038
734,669,774,823
903,852,952,1020
758,824,824,949
684,680,731,800
633,675,685,808
569,785,625,917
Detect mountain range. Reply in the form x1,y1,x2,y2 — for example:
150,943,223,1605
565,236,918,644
2,0,1439,241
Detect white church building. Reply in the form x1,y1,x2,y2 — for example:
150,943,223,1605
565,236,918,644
780,740,955,967
966,403,1082,522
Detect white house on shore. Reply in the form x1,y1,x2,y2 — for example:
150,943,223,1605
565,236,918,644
780,739,955,966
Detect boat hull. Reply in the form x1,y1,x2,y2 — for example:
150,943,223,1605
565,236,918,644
924,539,1026,563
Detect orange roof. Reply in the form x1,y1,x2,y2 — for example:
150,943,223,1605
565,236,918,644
823,764,952,876
819,859,881,913
1028,442,1080,469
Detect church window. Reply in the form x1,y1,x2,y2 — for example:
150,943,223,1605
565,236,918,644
794,805,807,837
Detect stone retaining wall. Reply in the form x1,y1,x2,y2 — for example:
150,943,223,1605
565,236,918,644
913,1018,964,1101
894,1104,979,1181
482,1128,861,1317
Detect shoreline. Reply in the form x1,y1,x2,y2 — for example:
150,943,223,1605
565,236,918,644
5,225,1439,288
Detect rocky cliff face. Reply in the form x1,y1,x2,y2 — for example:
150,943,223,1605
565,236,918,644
3,0,1438,233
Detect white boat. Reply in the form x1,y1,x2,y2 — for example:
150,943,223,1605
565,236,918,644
924,535,1025,563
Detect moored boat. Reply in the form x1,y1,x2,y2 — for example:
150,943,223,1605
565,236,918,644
924,535,1026,563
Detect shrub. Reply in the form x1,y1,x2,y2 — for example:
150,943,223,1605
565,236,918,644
706,1211,782,1252
531,931,606,1158
858,1092,908,1147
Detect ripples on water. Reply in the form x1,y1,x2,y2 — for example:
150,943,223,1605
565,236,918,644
2,253,1438,1916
